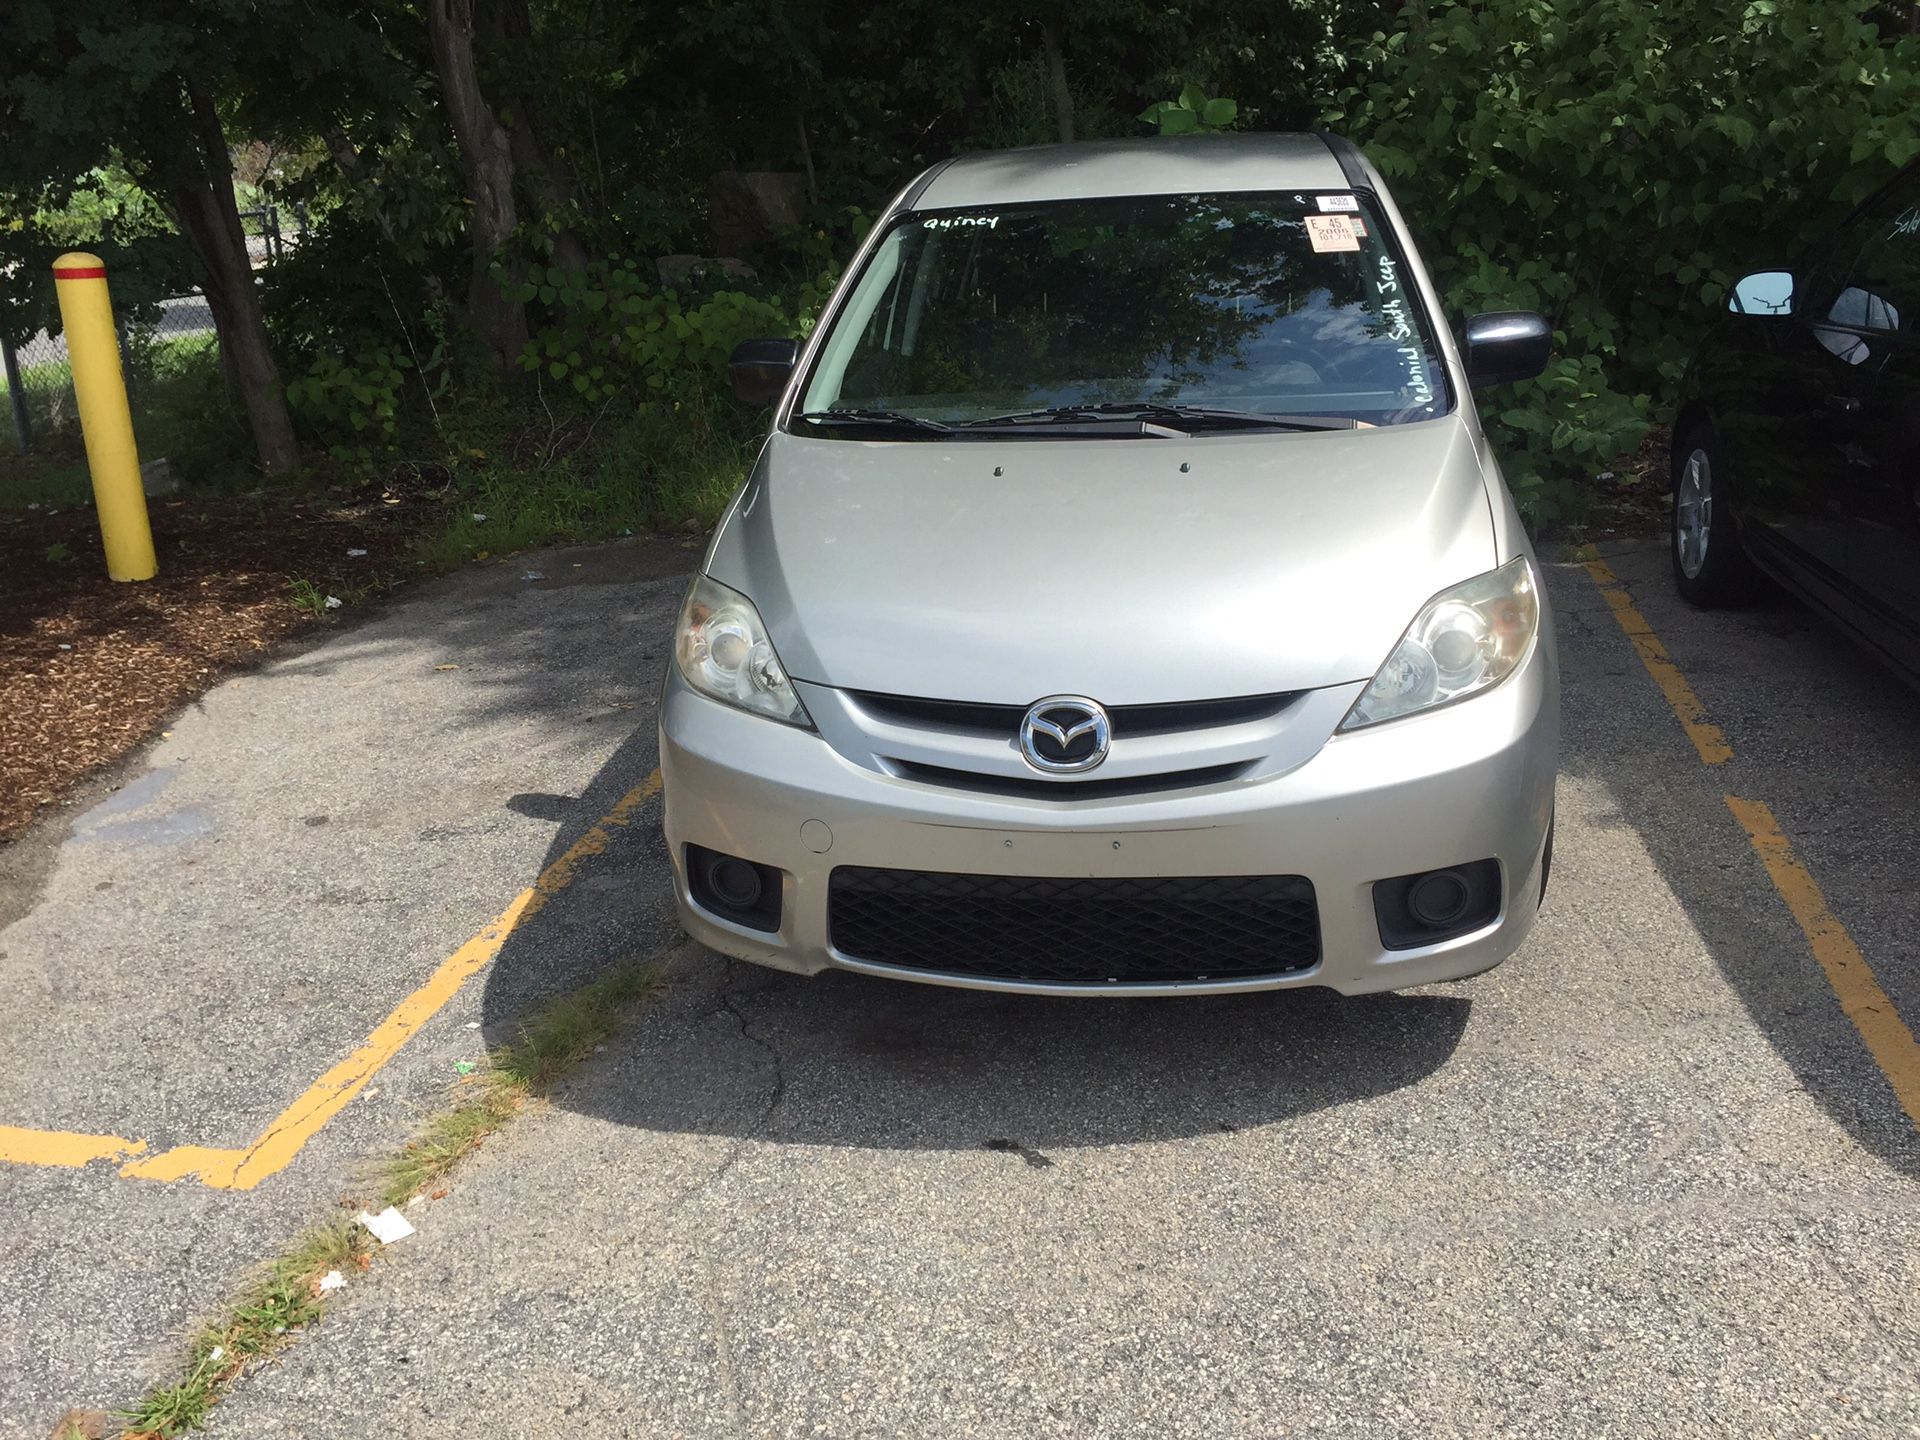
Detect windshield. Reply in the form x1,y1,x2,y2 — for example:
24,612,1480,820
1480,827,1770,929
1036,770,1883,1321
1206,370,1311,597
795,192,1450,432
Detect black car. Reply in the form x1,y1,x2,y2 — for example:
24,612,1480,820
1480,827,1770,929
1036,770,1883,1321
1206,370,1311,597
1670,162,1920,683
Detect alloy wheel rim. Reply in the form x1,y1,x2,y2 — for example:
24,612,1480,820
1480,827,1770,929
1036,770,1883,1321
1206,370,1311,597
1676,448,1713,579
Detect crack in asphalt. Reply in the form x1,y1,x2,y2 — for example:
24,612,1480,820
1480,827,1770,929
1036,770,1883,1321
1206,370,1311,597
662,968,791,1217
715,968,789,1132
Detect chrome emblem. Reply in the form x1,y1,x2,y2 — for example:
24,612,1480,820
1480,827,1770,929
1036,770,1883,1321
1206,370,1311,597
1019,696,1111,773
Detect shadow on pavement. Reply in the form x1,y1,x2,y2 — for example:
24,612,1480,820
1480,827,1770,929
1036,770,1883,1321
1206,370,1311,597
471,540,1919,1166
478,711,1471,1152
1553,550,1920,1179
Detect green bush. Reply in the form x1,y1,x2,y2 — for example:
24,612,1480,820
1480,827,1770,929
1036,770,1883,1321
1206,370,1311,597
512,258,824,404
1327,0,1920,521
285,344,413,457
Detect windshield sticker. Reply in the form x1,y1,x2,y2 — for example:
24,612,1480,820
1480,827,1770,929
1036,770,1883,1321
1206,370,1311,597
1316,193,1360,213
922,214,999,231
1372,255,1435,407
1305,214,1361,253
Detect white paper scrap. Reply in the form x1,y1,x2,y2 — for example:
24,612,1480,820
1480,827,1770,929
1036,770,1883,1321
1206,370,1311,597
354,1206,417,1244
318,1270,346,1292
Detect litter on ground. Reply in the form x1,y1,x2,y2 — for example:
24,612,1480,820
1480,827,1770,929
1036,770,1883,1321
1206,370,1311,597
354,1207,418,1245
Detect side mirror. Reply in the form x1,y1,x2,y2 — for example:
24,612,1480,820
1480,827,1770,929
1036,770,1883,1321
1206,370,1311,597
727,338,800,406
1462,311,1552,387
1728,270,1795,316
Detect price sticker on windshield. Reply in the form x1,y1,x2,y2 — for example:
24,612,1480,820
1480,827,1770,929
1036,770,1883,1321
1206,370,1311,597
1316,194,1360,213
1305,214,1362,253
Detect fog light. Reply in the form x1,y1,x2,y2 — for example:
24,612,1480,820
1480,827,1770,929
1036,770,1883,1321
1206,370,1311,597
687,844,782,933
708,857,764,910
1373,859,1501,950
1408,870,1472,927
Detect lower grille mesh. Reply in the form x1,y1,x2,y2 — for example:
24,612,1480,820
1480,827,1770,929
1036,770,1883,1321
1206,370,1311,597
828,867,1320,985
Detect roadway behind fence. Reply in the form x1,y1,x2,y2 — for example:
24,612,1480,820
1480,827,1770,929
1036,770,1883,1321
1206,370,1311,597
2,204,301,456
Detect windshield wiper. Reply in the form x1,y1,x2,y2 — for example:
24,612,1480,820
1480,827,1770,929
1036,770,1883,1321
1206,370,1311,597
960,403,1358,433
794,408,952,435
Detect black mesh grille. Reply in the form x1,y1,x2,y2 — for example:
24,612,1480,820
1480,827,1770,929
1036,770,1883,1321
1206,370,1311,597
853,691,1296,737
828,867,1320,985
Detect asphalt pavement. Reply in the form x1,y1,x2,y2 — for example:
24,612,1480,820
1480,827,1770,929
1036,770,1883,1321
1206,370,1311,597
3,536,1918,1437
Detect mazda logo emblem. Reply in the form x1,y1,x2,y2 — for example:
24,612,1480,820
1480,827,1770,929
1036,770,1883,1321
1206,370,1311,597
1019,696,1111,773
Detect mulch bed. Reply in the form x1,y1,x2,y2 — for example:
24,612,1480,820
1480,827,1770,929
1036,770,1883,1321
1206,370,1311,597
0,475,445,842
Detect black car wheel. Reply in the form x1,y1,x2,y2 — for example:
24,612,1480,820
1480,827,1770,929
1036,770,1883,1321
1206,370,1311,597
1671,421,1756,605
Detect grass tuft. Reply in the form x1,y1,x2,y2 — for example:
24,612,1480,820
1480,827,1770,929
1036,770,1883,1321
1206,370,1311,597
119,953,667,1435
373,957,663,1209
406,396,755,573
120,1219,370,1438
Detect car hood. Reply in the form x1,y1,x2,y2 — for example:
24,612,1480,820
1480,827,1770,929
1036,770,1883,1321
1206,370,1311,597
706,416,1497,705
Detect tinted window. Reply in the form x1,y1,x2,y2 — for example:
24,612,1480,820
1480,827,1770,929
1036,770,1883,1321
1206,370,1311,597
1811,170,1920,335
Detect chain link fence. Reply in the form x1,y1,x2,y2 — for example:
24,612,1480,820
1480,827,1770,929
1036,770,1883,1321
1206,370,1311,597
2,203,304,456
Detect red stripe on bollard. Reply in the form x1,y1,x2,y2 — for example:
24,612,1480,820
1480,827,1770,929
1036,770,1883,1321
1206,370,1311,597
53,266,108,280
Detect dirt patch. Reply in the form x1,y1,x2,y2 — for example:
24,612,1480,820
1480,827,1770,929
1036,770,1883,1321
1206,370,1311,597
0,480,440,842
1566,422,1671,546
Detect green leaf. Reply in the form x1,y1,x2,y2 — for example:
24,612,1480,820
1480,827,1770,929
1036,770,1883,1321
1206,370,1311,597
1201,98,1238,128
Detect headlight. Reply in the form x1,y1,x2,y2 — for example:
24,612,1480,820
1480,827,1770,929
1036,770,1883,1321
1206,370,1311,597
674,575,811,727
1340,556,1538,730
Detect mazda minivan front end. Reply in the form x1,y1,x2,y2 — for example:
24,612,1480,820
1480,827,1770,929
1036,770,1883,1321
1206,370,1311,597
660,133,1558,996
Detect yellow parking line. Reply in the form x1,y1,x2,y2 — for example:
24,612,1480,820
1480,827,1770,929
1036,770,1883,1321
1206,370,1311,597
0,768,663,1186
1726,796,1920,1128
1580,552,1733,765
1580,552,1918,1132
0,1125,146,1168
154,767,665,1190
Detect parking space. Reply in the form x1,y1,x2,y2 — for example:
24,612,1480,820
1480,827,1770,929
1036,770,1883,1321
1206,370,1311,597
0,539,693,1427
3,538,1919,1435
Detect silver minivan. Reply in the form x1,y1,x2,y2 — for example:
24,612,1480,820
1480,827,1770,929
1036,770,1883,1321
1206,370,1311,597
660,133,1559,996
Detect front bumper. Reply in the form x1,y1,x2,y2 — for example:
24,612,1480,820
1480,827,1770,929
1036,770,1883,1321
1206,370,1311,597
659,644,1557,996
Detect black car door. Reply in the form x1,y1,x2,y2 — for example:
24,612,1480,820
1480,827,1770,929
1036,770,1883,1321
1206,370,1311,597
1729,203,1892,583
1826,175,1920,670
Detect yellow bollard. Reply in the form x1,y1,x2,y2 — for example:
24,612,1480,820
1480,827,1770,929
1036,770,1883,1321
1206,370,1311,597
52,252,156,581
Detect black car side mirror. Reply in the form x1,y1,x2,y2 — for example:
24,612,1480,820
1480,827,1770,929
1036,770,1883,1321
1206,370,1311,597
727,338,801,406
1462,311,1552,387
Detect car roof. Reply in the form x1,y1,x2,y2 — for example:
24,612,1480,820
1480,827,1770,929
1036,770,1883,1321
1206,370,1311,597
910,134,1353,210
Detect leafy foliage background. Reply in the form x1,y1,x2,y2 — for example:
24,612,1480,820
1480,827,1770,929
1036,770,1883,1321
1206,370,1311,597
6,0,1920,527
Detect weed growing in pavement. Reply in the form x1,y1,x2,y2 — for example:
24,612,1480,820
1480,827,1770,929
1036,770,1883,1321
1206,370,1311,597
120,1219,371,1438
119,954,667,1435
374,957,665,1208
44,541,73,563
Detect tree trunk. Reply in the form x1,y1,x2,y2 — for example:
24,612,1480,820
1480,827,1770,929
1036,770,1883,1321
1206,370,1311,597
173,84,299,474
796,111,818,206
489,0,592,276
507,121,592,274
424,0,527,370
1039,22,1074,144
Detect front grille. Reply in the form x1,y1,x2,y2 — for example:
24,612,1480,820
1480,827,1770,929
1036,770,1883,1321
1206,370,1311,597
890,759,1249,800
828,867,1320,985
852,691,1296,737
